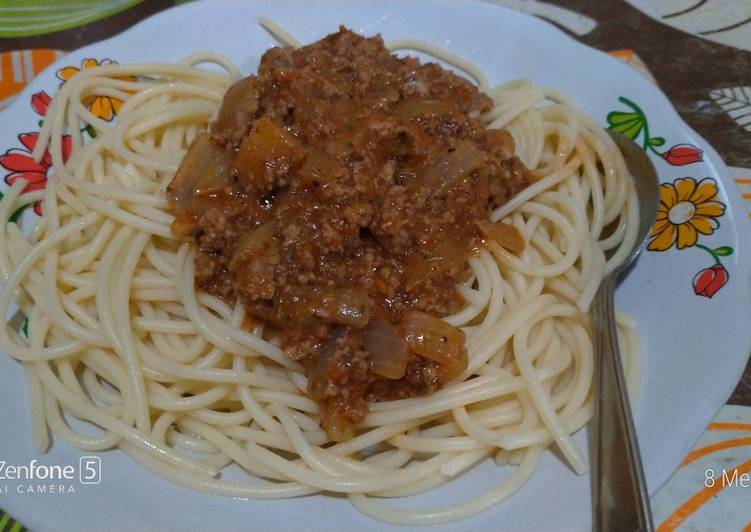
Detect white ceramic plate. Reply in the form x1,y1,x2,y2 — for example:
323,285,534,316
0,1,749,530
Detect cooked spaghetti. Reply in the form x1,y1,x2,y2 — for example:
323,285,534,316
0,20,640,525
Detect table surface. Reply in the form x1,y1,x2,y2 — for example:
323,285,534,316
0,1,748,531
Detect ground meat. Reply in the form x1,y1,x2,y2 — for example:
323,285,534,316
168,27,532,441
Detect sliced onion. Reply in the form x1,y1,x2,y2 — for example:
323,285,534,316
308,326,344,398
234,116,305,189
485,128,515,159
311,287,372,328
394,98,456,119
420,139,484,193
404,229,471,291
210,76,259,147
263,286,373,329
363,314,409,379
321,401,355,443
297,150,346,187
307,328,357,442
166,132,232,212
170,214,199,241
403,253,433,291
229,221,277,272
475,219,525,254
402,311,467,381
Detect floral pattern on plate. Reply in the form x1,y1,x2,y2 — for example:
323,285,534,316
56,58,134,123
607,98,733,298
0,90,72,217
0,58,128,217
607,96,704,165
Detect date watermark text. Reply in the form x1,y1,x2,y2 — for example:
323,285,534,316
704,468,750,489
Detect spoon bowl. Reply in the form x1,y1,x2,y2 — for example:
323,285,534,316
608,130,661,272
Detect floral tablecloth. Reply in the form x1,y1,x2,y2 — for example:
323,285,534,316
0,1,749,531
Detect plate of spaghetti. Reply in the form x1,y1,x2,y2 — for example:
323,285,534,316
0,1,749,531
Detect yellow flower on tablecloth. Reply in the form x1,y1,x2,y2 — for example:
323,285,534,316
56,58,135,122
648,177,725,251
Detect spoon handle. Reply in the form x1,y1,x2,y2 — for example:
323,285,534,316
591,274,654,532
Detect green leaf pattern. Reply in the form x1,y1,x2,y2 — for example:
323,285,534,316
648,136,665,147
713,246,734,257
607,110,644,140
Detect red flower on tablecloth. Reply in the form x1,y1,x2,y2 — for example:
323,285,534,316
0,132,72,216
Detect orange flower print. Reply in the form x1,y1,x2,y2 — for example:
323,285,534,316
648,177,725,251
56,58,135,122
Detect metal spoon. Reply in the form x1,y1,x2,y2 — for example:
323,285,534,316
590,130,659,532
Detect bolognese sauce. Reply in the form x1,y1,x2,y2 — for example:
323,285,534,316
168,27,532,440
